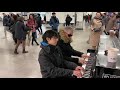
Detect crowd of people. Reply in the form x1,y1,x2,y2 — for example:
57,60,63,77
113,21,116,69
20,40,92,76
2,13,43,54
83,14,92,23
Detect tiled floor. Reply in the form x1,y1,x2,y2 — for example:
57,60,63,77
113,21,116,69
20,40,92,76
0,22,91,78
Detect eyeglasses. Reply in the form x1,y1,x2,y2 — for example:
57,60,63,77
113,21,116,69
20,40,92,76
68,34,73,37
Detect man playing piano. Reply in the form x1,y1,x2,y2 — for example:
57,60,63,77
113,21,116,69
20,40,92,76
58,26,90,66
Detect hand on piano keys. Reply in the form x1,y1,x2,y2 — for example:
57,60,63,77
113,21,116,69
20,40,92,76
82,53,90,70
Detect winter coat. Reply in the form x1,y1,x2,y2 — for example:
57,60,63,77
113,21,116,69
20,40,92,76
57,29,84,65
89,18,103,46
15,21,27,40
49,16,59,30
38,42,78,78
105,16,116,32
65,16,72,23
36,16,42,26
26,19,37,32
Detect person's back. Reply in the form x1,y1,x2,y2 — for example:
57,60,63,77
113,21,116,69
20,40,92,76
15,20,26,40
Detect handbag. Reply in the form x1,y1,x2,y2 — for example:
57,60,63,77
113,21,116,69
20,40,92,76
93,27,101,32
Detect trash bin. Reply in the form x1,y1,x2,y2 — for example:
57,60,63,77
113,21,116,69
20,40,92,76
75,21,83,30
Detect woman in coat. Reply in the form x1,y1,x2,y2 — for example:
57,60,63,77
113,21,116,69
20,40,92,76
89,13,103,50
105,13,117,33
27,14,39,46
14,16,28,54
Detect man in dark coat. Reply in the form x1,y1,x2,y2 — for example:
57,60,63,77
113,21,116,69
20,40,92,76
38,30,84,78
36,14,43,34
58,27,89,66
65,14,72,26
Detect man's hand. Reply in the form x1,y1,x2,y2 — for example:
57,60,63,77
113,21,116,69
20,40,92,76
75,66,85,72
81,54,90,59
73,70,82,78
79,58,86,65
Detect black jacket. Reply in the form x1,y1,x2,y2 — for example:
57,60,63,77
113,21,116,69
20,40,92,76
3,16,9,26
36,16,42,26
65,16,72,23
58,39,84,65
38,42,78,78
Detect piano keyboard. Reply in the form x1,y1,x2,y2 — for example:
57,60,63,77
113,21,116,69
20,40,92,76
82,53,96,78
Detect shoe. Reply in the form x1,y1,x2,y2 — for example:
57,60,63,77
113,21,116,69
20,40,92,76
22,51,28,53
14,50,19,54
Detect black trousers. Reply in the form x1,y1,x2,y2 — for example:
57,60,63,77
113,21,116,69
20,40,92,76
12,32,17,44
32,32,39,45
37,25,42,34
66,22,70,26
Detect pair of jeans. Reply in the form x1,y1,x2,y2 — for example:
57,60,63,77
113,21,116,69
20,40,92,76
32,32,39,45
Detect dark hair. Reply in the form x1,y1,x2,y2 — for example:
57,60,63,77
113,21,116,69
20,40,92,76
13,15,18,21
42,30,59,43
29,14,34,19
37,14,40,16
52,12,56,15
16,14,20,17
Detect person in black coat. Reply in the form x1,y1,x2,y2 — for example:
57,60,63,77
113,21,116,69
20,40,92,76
44,15,46,22
38,30,84,78
65,14,72,26
58,27,89,66
10,15,18,44
36,14,43,34
14,16,28,54
3,13,9,38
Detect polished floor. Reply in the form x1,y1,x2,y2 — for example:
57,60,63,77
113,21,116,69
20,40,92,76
0,21,91,78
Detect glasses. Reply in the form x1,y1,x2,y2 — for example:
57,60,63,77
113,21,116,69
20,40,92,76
68,34,73,37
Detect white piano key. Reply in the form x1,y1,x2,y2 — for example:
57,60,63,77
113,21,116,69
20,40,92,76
82,64,86,69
